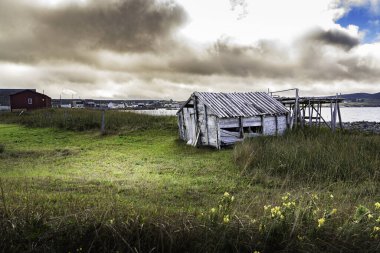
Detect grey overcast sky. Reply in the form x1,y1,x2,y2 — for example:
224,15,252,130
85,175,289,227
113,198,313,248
0,0,380,99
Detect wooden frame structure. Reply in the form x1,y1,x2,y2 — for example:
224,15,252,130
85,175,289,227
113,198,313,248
270,88,344,131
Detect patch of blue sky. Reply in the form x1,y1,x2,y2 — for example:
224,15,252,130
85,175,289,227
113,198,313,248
337,5,380,43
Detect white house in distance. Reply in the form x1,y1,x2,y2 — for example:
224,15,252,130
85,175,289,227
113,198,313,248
176,92,290,149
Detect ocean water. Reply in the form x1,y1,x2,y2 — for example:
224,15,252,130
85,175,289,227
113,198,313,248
132,107,380,122
320,107,380,122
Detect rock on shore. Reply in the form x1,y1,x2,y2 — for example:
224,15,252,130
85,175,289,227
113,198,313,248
342,121,380,134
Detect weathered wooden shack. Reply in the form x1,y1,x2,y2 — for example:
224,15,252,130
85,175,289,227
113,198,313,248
177,92,290,149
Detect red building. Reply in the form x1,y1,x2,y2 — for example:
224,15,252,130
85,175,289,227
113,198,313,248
10,90,51,111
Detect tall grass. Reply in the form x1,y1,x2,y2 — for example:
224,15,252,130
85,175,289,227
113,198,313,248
0,187,379,252
234,127,380,184
0,109,176,133
1,117,380,251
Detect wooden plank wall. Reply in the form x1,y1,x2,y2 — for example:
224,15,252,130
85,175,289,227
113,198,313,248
196,99,218,148
262,115,287,135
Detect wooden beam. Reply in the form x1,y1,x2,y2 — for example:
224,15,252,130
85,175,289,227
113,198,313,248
294,88,299,128
330,100,333,130
308,101,312,127
216,119,221,150
337,101,343,129
275,115,278,135
318,102,322,127
311,105,331,129
239,117,243,138
204,104,210,145
332,95,338,132
193,95,200,146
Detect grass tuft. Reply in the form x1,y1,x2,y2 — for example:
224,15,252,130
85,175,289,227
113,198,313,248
234,127,380,184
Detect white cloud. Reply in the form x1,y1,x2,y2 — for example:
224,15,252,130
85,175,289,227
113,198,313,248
179,0,347,45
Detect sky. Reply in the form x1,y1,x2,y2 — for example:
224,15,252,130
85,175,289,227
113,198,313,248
0,0,380,100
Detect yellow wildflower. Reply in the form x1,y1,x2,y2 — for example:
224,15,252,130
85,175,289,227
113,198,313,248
271,206,283,218
330,194,334,199
210,208,216,213
375,202,380,210
331,208,337,215
223,215,230,224
264,205,271,211
312,193,319,200
376,216,380,223
231,196,235,202
373,226,380,232
224,192,230,197
253,251,260,253
283,201,296,208
368,213,374,220
317,218,325,228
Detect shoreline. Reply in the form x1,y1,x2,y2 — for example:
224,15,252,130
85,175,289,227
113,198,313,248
341,121,380,134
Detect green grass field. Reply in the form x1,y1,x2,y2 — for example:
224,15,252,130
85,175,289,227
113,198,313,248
0,110,379,252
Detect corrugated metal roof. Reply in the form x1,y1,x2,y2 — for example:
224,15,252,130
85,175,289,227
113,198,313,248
179,92,289,118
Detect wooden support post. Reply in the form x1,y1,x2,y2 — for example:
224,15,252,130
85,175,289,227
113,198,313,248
330,101,333,130
308,101,312,127
318,102,322,127
332,95,338,132
101,110,105,134
193,95,200,146
311,102,314,125
239,117,243,138
337,101,343,129
216,119,221,150
294,88,299,128
300,106,305,128
290,105,294,129
204,104,209,145
275,115,278,135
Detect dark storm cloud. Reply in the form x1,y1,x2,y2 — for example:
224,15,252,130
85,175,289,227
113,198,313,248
166,28,375,82
169,39,296,78
307,28,360,50
0,0,187,62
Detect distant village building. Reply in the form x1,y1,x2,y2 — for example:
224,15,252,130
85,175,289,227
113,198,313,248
177,92,290,149
72,100,85,108
0,89,36,111
10,90,51,111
